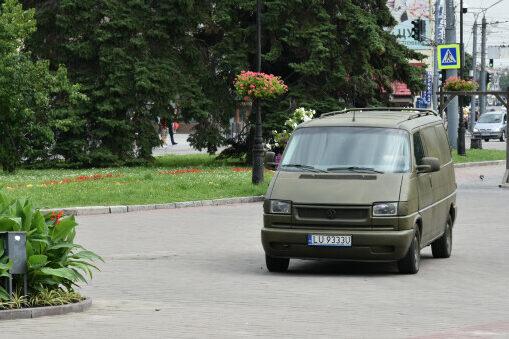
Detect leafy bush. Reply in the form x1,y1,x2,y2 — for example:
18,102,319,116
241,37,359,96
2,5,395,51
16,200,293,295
268,107,317,153
0,242,13,300
0,288,83,309
0,191,102,301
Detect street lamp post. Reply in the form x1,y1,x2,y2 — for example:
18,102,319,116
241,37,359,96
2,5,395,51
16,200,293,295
457,0,466,155
252,0,264,184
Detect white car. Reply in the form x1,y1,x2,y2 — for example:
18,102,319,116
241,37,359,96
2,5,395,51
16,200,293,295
473,112,507,142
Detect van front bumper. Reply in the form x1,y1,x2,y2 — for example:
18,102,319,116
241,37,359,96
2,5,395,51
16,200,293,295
261,227,414,261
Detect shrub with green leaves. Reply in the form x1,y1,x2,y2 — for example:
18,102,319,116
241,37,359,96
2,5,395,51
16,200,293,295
0,191,102,301
0,242,13,300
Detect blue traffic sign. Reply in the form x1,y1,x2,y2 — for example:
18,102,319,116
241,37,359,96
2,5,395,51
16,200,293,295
437,44,461,70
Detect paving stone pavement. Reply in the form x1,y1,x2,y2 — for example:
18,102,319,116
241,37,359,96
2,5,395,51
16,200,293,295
1,165,508,338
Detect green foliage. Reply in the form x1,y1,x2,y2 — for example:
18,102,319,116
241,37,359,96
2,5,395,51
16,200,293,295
0,191,103,293
28,288,83,307
0,288,83,309
0,0,84,172
203,0,426,155
0,241,13,301
22,0,425,164
23,0,217,166
0,289,27,309
268,107,316,152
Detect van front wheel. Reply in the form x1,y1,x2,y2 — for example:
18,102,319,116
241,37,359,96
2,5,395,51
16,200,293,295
265,255,289,272
398,228,420,274
431,215,453,258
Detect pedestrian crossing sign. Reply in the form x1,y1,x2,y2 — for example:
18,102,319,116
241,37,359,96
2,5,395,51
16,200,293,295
437,44,461,70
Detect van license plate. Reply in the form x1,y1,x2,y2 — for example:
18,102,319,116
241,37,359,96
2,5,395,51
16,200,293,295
307,235,352,247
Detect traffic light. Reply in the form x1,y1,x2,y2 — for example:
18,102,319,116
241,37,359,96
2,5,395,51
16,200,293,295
411,19,425,42
486,72,492,86
489,59,494,67
439,70,446,83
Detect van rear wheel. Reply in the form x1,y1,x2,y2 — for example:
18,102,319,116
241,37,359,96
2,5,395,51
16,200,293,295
265,255,289,272
431,215,453,258
398,228,420,274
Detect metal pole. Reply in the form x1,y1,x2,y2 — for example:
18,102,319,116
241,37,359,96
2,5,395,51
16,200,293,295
457,0,466,155
445,0,458,148
469,20,478,133
432,0,442,110
479,15,487,117
460,0,464,79
503,90,509,187
252,0,264,184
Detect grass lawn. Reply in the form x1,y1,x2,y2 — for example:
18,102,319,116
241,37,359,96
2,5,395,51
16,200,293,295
1,149,506,209
0,155,272,208
452,149,506,163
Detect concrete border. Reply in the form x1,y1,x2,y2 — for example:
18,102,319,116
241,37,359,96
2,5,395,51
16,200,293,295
41,196,265,216
37,160,506,216
453,160,505,168
0,298,91,321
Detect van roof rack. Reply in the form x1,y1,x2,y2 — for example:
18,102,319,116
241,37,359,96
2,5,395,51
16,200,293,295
320,107,438,120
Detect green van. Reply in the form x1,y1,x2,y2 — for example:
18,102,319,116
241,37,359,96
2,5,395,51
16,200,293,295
262,108,457,274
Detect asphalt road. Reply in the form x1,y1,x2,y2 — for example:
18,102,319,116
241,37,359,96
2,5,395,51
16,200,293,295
1,164,508,338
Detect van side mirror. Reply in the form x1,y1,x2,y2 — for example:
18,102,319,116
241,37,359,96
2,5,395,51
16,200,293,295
265,151,277,170
417,157,441,173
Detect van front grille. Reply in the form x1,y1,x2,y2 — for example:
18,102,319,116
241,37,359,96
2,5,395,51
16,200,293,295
296,206,369,221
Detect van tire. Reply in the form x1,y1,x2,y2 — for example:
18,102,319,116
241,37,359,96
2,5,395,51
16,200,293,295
484,138,490,142
265,255,289,272
431,215,453,258
397,228,420,274
500,132,505,142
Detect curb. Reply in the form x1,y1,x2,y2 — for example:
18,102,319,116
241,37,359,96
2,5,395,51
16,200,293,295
40,196,265,216
0,298,91,321
37,160,506,217
453,160,506,168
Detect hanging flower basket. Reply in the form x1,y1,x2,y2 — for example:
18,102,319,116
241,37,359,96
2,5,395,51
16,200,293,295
444,77,479,91
234,71,288,100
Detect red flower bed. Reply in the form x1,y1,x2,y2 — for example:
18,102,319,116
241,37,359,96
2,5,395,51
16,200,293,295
44,173,121,185
159,169,203,175
231,167,251,173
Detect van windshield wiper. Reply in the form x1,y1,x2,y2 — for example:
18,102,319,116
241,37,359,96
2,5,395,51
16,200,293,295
281,164,329,173
326,166,384,174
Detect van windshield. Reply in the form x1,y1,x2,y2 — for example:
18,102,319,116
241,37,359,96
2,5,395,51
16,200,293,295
281,127,411,173
478,114,503,124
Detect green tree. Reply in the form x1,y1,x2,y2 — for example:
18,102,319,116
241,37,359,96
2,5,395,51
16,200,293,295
194,0,425,154
23,0,218,165
0,0,82,172
23,0,425,162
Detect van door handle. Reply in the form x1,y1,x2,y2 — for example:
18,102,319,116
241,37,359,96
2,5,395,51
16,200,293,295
429,176,432,188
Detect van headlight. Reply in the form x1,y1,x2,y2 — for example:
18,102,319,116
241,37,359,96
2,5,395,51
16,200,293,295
373,202,398,216
270,200,292,214
473,128,479,132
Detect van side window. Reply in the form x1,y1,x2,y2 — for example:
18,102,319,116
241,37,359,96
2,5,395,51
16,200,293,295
434,124,452,164
421,126,441,161
413,132,425,165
